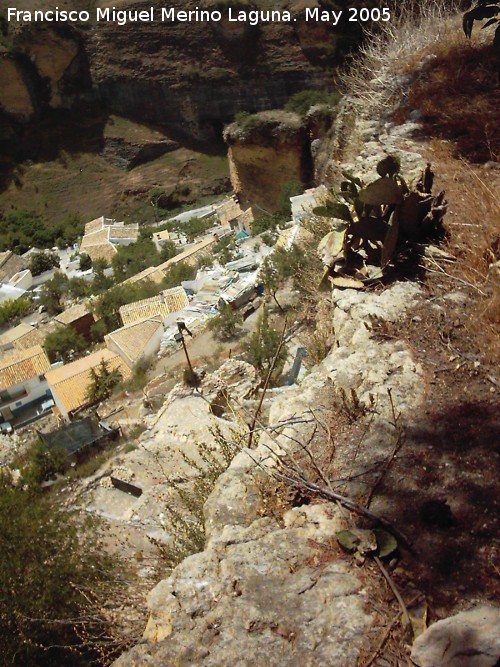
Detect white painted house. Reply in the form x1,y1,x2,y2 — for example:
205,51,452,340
0,345,52,424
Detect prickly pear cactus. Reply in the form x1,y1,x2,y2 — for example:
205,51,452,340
314,156,447,288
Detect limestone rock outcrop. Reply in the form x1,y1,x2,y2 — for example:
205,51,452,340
224,111,313,212
411,605,500,667
118,504,372,667
0,55,34,118
115,279,426,666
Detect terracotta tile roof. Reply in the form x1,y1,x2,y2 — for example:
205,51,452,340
122,236,217,286
80,228,110,248
84,216,126,234
80,220,138,266
105,317,162,366
0,323,34,346
0,345,51,391
158,236,217,272
84,216,107,234
0,250,26,283
123,266,165,285
45,349,131,415
84,244,118,265
0,323,45,351
119,295,170,326
108,226,139,240
55,302,93,325
119,287,188,326
162,286,189,313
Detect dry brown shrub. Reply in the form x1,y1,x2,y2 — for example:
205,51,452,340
339,1,463,110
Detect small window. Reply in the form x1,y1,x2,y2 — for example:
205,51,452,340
16,401,23,407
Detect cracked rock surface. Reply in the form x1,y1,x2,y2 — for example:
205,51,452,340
115,282,424,666
411,605,500,667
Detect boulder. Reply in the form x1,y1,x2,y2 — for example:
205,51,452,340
411,605,500,667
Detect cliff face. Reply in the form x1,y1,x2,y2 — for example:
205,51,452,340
224,111,313,211
0,0,359,155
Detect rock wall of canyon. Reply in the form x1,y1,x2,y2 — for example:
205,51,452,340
224,111,314,212
0,0,363,158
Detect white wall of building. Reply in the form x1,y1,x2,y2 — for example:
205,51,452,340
0,376,50,420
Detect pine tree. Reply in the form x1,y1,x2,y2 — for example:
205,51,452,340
244,306,287,384
85,360,122,404
208,302,243,340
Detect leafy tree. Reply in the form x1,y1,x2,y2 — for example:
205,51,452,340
90,319,108,343
0,476,115,666
259,256,284,312
111,238,160,281
79,253,92,271
0,211,83,254
91,280,159,333
208,302,243,340
44,326,87,363
284,89,341,116
67,276,90,300
251,212,286,236
0,297,32,327
29,250,60,276
91,259,114,293
277,180,303,217
159,240,178,263
244,306,287,384
57,213,84,246
38,273,68,315
274,244,307,283
22,440,68,487
180,217,214,241
0,210,49,253
162,261,196,289
85,360,123,404
261,231,277,247
214,236,238,265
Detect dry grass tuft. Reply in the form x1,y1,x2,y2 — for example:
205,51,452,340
339,0,499,162
339,0,463,110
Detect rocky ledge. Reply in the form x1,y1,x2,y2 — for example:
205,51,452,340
115,278,425,667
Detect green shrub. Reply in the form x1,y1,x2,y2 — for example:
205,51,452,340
0,210,83,253
22,440,68,487
121,356,153,392
162,261,196,289
183,368,201,387
0,297,32,327
277,180,303,217
85,360,123,404
79,253,92,271
111,237,160,281
29,250,60,276
151,424,244,571
44,326,87,363
0,475,117,665
251,212,286,236
38,273,67,315
244,306,287,384
284,90,341,116
208,302,243,340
